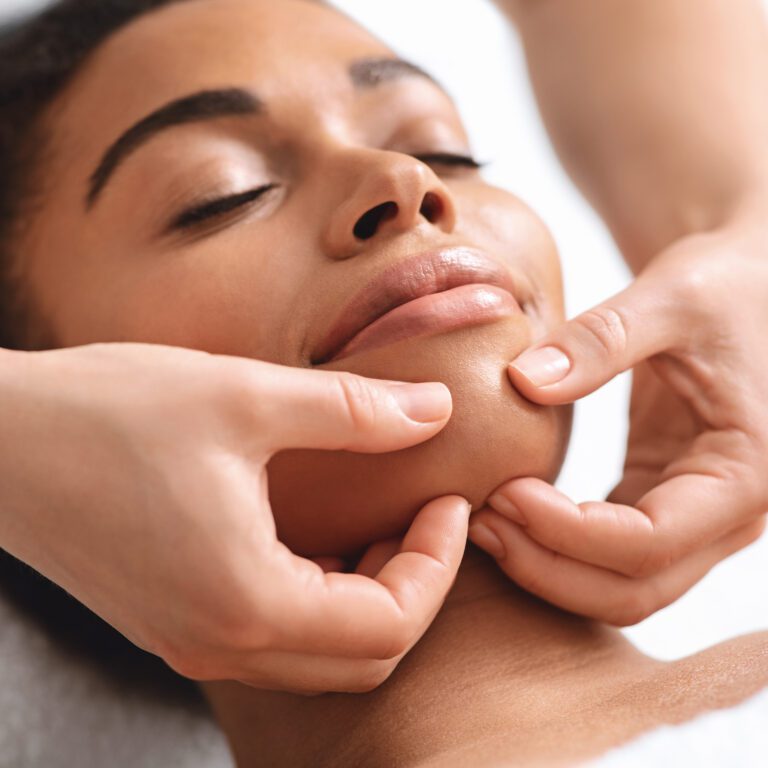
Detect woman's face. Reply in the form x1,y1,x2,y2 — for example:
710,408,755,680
22,0,570,555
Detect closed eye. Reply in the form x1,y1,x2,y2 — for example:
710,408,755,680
413,152,486,170
167,153,483,234
169,183,278,231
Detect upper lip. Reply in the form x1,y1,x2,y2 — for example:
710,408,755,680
312,246,522,364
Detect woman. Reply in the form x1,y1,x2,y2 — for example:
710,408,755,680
0,0,765,764
1,0,767,697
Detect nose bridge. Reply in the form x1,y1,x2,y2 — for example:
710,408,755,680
322,146,457,259
369,153,432,218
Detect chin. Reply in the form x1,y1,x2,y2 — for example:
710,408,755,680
268,315,572,557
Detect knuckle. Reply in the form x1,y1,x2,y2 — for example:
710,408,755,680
222,367,269,428
671,261,717,310
507,560,548,598
740,515,767,548
163,612,273,679
376,623,412,661
629,543,673,579
667,258,733,331
163,647,216,681
624,513,674,578
187,598,275,660
332,373,382,433
213,600,275,654
604,589,655,627
574,306,630,359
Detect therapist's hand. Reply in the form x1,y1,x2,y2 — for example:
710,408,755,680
469,220,768,625
0,343,469,693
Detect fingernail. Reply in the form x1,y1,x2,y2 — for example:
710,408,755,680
387,382,452,423
468,524,506,560
488,494,526,526
510,346,571,387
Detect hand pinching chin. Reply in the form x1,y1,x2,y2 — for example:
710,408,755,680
471,229,768,625
2,344,470,696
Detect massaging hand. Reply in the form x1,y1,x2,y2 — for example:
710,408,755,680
470,221,768,625
0,343,469,692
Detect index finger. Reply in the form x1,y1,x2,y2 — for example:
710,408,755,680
490,467,763,578
272,495,470,659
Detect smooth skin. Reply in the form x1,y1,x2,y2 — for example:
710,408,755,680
1,0,766,699
0,343,471,692
2,0,571,696
470,0,768,622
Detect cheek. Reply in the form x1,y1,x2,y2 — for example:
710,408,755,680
462,184,566,328
38,234,310,364
268,317,572,557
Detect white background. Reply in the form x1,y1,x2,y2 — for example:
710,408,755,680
2,0,767,662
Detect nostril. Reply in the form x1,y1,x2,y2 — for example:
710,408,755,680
419,192,443,223
353,201,398,240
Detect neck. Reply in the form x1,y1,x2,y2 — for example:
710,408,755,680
204,547,660,767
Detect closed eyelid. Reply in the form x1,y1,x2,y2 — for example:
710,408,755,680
86,58,443,211
87,89,264,209
165,183,279,234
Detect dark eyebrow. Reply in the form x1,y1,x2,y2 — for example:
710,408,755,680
86,60,440,209
86,88,262,208
348,57,444,92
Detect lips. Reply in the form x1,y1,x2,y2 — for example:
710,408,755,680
312,247,524,364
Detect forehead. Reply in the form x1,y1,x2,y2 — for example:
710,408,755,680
100,0,387,77
50,0,395,155
98,0,390,87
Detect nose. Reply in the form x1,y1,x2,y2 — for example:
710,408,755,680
322,150,458,259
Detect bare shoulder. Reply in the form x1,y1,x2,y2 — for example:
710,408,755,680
662,631,768,718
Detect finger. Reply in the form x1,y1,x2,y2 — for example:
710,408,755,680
228,519,765,692
486,469,763,578
234,650,402,694
469,511,764,626
178,647,402,695
485,478,654,575
508,274,678,405
355,537,402,578
246,361,452,453
272,495,470,659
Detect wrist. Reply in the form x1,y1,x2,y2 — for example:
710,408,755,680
619,176,768,274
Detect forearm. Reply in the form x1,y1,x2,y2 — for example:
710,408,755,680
500,0,768,271
0,348,32,562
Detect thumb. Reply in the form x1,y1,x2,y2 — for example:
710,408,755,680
246,360,453,453
508,274,677,405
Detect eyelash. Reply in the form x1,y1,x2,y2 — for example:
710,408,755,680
415,152,485,170
170,184,278,230
169,152,484,232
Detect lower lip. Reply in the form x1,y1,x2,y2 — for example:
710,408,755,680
331,283,521,362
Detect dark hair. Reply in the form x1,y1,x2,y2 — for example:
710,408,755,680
0,0,187,350
0,0,327,686
0,0,197,691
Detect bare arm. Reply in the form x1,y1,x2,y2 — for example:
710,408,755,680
472,1,768,624
497,0,768,270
